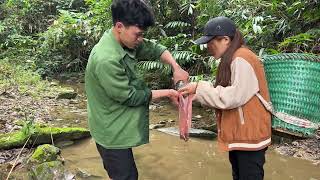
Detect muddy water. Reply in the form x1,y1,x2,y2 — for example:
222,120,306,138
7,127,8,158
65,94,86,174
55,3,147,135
58,94,320,180
62,132,320,180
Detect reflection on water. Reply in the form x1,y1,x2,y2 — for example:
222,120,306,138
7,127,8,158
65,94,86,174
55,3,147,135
62,131,320,180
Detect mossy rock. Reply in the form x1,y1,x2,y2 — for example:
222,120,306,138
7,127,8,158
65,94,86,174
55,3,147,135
56,88,77,99
29,144,60,164
0,126,90,150
0,131,29,150
29,161,74,180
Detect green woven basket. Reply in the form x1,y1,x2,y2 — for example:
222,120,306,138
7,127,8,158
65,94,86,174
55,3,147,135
263,53,320,137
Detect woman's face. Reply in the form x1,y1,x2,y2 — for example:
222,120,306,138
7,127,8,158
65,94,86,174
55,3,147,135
207,36,231,59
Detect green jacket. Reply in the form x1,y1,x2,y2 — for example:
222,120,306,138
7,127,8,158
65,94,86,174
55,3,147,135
85,29,166,148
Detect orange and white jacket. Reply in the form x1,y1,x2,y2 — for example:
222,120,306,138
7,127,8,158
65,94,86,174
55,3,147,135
195,47,272,151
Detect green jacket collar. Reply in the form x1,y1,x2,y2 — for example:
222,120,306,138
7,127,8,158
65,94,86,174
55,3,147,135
102,29,136,59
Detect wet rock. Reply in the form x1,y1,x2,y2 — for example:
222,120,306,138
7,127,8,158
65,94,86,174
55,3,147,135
76,168,91,178
149,105,157,110
292,141,299,146
50,82,59,87
195,123,217,133
0,158,5,164
29,144,60,165
75,168,103,179
157,127,217,138
168,119,175,123
56,89,77,100
55,141,74,148
29,161,75,180
158,120,167,124
194,115,202,119
149,124,166,130
293,150,303,158
191,118,200,122
312,161,320,166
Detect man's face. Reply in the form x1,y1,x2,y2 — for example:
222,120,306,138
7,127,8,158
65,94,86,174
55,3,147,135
119,24,144,49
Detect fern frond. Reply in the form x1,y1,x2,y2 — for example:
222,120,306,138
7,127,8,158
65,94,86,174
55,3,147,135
172,51,196,65
165,21,191,29
137,61,163,71
137,61,172,75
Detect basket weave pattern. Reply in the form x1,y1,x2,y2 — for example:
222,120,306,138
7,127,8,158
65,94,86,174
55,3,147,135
263,53,320,137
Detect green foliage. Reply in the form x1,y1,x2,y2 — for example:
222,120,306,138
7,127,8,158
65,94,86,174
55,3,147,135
164,21,191,29
137,50,199,75
4,0,87,35
172,50,197,66
279,33,314,52
138,61,169,73
195,0,320,54
85,0,112,30
0,0,319,88
21,119,36,137
0,0,90,75
0,60,70,98
180,0,197,16
36,10,100,75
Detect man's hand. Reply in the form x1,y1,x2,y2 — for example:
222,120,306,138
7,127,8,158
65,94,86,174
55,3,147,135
168,89,179,107
173,67,189,84
151,89,179,107
160,50,189,84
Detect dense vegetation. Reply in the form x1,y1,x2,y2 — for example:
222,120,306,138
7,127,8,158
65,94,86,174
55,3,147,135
0,0,319,88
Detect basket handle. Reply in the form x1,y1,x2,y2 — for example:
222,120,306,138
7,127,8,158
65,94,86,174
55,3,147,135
255,93,318,129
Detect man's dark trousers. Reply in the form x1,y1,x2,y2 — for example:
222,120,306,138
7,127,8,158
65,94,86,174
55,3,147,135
96,143,138,180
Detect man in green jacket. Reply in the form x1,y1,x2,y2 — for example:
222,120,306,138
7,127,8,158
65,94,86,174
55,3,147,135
85,0,189,179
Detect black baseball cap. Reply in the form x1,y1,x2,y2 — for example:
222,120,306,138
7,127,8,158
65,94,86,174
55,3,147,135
194,16,236,44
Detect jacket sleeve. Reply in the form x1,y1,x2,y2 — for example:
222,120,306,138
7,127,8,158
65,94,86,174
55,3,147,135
195,57,259,109
135,39,167,61
94,58,151,107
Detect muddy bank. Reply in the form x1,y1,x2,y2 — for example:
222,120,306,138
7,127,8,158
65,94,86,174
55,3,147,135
274,129,320,166
0,80,88,178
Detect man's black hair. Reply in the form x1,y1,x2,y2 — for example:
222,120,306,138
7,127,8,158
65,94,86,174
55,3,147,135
111,0,155,30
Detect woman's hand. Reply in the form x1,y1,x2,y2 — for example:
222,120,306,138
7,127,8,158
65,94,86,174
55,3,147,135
177,82,198,96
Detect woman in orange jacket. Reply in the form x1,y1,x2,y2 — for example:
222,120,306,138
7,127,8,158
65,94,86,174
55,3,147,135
178,16,272,180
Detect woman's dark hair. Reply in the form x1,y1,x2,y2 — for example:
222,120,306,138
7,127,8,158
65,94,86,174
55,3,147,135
214,29,244,87
111,0,155,30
